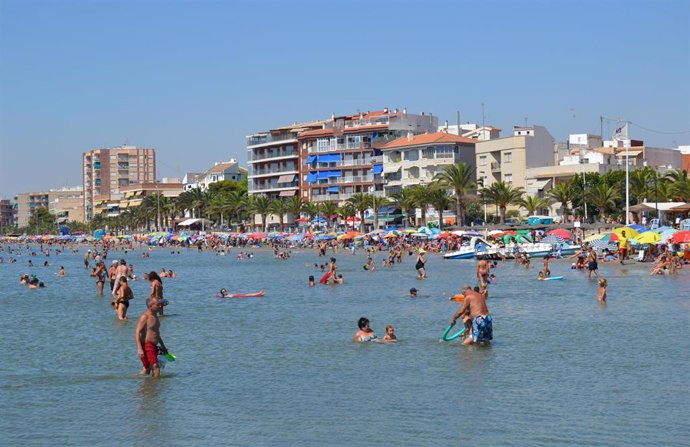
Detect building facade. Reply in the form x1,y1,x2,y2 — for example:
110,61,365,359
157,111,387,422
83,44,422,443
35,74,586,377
0,198,17,230
15,191,49,227
247,121,325,199
381,132,477,196
82,145,156,221
49,187,85,224
299,109,438,203
475,125,556,190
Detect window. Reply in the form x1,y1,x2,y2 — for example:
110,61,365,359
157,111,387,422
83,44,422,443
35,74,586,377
505,174,513,184
504,152,512,163
479,156,487,166
422,148,434,159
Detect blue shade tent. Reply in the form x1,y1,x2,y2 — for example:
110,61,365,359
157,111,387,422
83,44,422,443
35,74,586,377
314,234,336,241
317,171,330,180
318,154,341,163
328,186,339,193
306,172,317,183
327,170,342,177
306,155,317,163
372,164,383,174
311,217,327,223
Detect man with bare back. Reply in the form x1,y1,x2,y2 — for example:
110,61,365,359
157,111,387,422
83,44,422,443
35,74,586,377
134,297,168,378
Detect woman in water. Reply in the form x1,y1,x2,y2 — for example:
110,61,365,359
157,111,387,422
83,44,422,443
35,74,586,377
353,317,378,343
93,260,106,296
148,271,167,316
598,278,607,302
415,249,427,279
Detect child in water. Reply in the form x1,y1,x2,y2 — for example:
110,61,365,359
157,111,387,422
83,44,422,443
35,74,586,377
383,325,397,342
308,276,315,287
598,278,607,302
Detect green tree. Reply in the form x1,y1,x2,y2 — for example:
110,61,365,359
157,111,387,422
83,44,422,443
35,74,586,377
587,181,622,218
518,194,550,216
391,187,417,227
252,195,272,231
28,207,56,234
320,200,339,230
479,181,525,224
428,185,452,230
268,198,289,231
285,196,306,228
547,182,574,219
409,184,433,226
433,162,475,226
667,169,690,201
347,193,371,232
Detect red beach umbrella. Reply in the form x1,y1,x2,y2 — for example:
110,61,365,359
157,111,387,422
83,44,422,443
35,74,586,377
671,230,690,244
547,229,572,240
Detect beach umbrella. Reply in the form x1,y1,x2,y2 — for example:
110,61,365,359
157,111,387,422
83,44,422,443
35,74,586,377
249,233,266,240
488,229,504,236
634,232,661,245
346,216,361,223
383,233,398,239
612,227,638,238
583,233,604,243
628,224,647,232
589,239,618,251
434,232,452,239
338,231,360,240
671,230,690,244
653,226,672,234
659,228,678,241
547,229,572,240
295,217,309,223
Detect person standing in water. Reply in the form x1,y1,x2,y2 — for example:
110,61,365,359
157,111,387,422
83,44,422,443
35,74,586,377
134,297,168,378
148,271,166,316
476,259,490,288
586,246,599,279
598,278,607,302
113,276,134,320
415,249,427,279
450,286,493,346
93,260,106,296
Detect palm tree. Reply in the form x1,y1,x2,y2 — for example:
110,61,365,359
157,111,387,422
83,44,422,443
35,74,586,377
629,168,654,204
303,202,320,224
208,192,233,228
433,162,475,226
547,181,574,219
391,187,417,228
370,193,389,231
285,196,305,229
479,181,525,224
428,185,452,230
518,195,549,216
409,184,433,226
587,182,622,218
268,198,289,231
667,169,690,201
252,195,272,231
347,193,371,232
320,200,339,230
227,190,249,228
338,204,357,228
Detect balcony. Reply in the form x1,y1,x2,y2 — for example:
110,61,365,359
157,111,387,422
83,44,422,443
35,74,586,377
311,142,372,153
247,133,297,147
491,162,501,171
250,150,298,162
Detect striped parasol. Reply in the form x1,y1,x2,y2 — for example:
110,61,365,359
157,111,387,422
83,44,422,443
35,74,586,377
541,235,565,244
588,239,618,251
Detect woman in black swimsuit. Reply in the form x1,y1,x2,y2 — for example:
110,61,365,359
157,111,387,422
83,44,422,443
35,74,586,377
415,249,427,279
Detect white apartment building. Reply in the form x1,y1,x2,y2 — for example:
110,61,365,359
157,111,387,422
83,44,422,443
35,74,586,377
438,122,501,141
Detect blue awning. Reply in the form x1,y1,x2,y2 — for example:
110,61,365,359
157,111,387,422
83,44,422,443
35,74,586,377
327,186,339,193
306,172,317,183
306,155,317,163
317,171,330,180
327,170,342,177
318,154,341,163
378,206,399,214
372,164,383,174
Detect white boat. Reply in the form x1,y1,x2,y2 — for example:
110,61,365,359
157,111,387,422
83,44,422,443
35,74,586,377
476,242,566,259
444,236,496,260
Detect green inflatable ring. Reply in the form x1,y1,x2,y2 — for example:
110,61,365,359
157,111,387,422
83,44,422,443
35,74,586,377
441,325,467,341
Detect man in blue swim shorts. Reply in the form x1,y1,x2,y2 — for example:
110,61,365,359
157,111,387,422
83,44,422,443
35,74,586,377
450,286,493,346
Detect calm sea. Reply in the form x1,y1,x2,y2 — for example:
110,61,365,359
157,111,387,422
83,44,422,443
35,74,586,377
1,245,689,446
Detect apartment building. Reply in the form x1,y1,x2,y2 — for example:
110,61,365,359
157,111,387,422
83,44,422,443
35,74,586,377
299,108,438,203
247,121,325,199
475,125,556,190
1,198,17,230
82,145,156,220
439,122,501,141
15,191,49,227
680,145,690,172
49,187,85,224
119,180,184,211
381,132,477,196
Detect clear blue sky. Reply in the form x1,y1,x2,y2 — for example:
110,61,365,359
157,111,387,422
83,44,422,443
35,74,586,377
1,0,688,197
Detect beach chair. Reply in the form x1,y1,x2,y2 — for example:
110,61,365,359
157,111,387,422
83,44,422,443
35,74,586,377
649,218,660,230
636,249,645,262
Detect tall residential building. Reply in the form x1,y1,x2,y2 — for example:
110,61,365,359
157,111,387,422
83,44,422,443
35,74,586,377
299,108,438,203
82,145,156,220
247,121,326,199
381,132,477,196
475,125,556,190
0,198,16,231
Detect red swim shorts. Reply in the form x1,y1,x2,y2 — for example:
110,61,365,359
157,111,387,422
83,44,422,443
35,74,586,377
140,342,159,369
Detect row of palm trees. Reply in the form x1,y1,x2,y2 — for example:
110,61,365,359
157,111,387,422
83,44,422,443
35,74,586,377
94,164,690,231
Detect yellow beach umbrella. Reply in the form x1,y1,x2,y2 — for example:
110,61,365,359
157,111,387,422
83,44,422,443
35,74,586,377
583,233,604,243
634,232,661,245
612,227,638,238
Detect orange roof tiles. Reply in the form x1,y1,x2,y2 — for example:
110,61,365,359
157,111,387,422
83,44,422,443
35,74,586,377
381,132,476,150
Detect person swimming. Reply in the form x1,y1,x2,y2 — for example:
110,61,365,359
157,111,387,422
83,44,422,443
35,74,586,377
382,325,397,342
353,317,378,343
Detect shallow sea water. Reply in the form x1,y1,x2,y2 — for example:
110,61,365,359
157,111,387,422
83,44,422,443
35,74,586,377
1,245,689,446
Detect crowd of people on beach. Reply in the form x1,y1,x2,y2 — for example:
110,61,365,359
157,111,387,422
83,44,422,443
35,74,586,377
3,222,689,377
